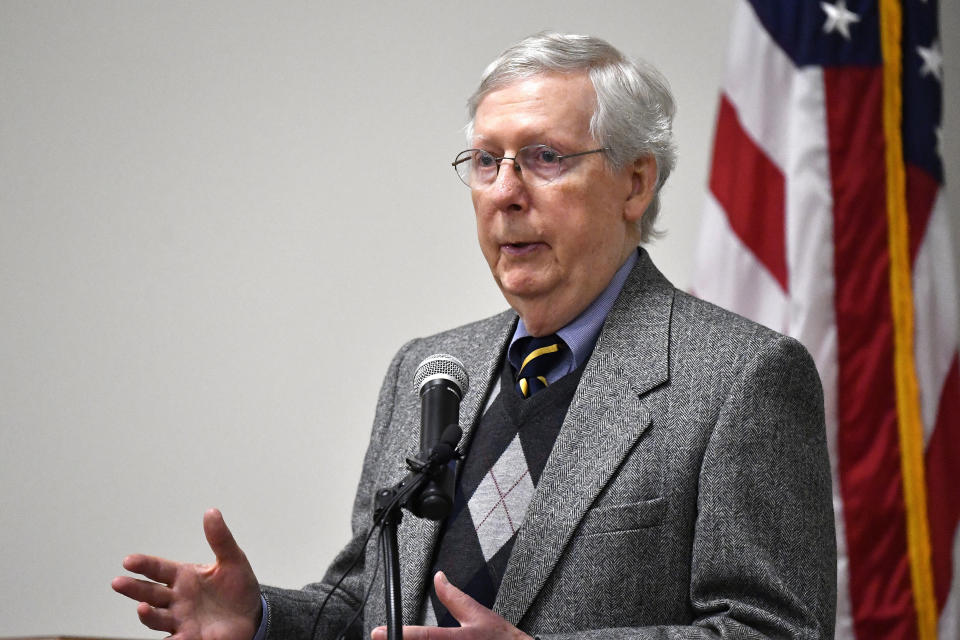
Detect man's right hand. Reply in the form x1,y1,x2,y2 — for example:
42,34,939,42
112,508,262,640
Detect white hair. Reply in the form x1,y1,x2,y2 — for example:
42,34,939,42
466,32,677,242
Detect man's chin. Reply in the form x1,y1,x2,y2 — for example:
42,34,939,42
497,280,566,327
496,276,551,304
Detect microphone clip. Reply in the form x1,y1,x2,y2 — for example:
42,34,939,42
405,433,462,475
373,423,464,524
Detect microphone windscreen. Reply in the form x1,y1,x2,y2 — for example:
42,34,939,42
413,354,469,397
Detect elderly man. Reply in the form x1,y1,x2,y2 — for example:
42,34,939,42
113,32,836,639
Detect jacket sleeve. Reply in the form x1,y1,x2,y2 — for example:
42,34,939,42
260,339,417,640
535,335,837,639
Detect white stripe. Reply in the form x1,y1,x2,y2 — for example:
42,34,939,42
783,66,836,366
692,193,788,333
722,0,799,171
911,188,959,444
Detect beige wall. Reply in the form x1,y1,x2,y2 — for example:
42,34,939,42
1,2,957,635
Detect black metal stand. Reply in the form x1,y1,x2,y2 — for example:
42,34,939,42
377,496,404,640
372,426,461,640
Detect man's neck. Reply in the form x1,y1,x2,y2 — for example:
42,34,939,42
508,249,639,380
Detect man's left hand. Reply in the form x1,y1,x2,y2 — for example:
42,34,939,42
371,571,533,640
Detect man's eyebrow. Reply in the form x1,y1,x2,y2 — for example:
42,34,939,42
471,134,495,145
470,135,556,150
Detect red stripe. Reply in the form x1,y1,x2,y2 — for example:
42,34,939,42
826,67,918,639
925,355,960,611
905,164,938,266
709,94,788,292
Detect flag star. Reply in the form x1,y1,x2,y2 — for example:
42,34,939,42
917,40,943,82
821,0,861,40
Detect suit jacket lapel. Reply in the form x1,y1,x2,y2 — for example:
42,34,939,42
392,310,517,623
493,250,675,625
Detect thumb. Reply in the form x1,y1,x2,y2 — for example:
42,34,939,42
203,507,246,565
433,571,487,624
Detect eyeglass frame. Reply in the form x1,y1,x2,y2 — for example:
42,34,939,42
451,145,610,188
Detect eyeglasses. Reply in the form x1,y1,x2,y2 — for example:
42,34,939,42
451,145,608,188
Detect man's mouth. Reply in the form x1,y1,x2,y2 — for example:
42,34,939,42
501,241,545,256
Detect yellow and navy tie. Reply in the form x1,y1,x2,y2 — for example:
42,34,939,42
515,335,565,398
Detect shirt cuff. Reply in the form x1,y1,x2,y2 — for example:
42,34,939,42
251,594,268,640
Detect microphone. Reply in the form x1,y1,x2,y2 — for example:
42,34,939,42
410,354,469,520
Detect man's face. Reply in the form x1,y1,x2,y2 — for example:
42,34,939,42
470,72,653,336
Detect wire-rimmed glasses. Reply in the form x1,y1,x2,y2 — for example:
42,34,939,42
451,145,608,188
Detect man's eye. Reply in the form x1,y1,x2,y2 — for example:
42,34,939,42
533,147,560,164
476,152,497,168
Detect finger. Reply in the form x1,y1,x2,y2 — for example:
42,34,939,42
122,554,178,585
433,571,487,623
111,575,173,607
136,601,177,633
374,625,451,640
203,508,246,565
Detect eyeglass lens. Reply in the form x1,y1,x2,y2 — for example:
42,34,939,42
454,145,567,188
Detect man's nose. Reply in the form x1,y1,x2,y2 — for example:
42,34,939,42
488,157,527,210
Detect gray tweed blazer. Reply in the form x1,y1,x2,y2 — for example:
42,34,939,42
262,249,837,639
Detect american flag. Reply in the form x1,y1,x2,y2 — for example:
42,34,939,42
691,1,959,638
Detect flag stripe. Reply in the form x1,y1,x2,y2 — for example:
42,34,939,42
912,187,960,635
723,0,795,169
825,64,916,640
912,188,960,635
925,356,960,610
693,194,789,332
709,95,788,291
912,191,960,445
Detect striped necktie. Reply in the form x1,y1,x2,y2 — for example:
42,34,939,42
515,335,565,398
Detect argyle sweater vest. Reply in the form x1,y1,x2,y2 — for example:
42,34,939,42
423,356,586,626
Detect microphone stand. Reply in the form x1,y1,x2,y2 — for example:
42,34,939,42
373,427,461,640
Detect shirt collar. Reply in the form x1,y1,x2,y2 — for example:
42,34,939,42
508,249,638,376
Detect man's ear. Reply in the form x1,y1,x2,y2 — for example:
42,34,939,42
624,155,657,225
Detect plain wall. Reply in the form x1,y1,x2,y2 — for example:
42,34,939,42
1,2,957,636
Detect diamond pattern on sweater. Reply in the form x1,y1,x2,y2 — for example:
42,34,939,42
467,434,535,561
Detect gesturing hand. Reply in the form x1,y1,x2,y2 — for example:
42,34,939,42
371,572,533,640
112,508,262,640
